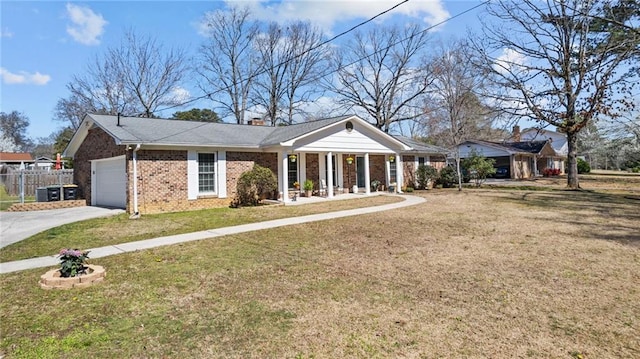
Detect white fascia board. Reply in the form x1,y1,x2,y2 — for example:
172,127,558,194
62,115,94,158
280,115,411,151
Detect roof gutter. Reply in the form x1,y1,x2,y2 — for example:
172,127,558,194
130,144,141,219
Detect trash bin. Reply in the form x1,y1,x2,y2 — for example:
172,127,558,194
63,184,78,200
47,186,61,201
36,187,49,202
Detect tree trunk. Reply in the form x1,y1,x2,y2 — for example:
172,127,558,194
566,131,580,189
456,151,463,191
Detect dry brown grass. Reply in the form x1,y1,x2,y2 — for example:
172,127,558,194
1,188,639,358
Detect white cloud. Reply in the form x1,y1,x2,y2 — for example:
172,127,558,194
171,87,191,103
0,67,51,85
493,48,527,74
1,28,13,38
212,0,449,34
65,3,107,46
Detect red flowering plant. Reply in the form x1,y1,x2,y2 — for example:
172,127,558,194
58,248,90,277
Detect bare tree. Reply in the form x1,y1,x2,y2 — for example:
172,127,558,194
66,53,136,117
54,94,96,130
60,30,188,123
470,0,639,188
113,30,190,117
329,24,432,132
198,6,259,124
252,21,328,126
281,21,328,124
422,41,499,190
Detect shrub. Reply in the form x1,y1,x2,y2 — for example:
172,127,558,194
416,165,438,189
404,187,414,192
232,164,277,207
577,158,591,174
437,166,459,188
58,248,90,277
461,150,496,187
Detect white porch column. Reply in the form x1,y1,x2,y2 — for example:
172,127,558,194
396,152,403,193
300,153,307,186
364,152,371,195
385,156,391,189
326,152,334,198
280,151,289,202
533,156,538,176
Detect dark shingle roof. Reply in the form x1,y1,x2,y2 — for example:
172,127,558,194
393,136,449,154
88,114,275,147
468,139,550,154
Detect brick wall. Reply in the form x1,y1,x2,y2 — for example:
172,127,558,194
226,152,278,198
134,150,187,214
7,200,86,212
369,155,386,187
305,154,320,189
74,128,126,208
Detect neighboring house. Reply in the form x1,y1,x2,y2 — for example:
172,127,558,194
0,152,34,169
520,127,567,173
458,139,557,179
29,157,54,170
64,114,448,214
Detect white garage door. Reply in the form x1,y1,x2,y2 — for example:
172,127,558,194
93,156,126,208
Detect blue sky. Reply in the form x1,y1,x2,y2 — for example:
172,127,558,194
1,1,486,140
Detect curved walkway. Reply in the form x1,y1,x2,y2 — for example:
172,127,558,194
0,194,425,274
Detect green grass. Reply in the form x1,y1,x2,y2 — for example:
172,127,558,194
0,184,34,210
0,196,401,262
1,188,638,358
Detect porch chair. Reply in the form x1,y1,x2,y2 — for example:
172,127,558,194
319,179,328,197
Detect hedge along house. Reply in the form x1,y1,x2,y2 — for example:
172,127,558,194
458,139,558,179
64,113,448,215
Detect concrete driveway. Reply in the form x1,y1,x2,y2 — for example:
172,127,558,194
0,206,125,248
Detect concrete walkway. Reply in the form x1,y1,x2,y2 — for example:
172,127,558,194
0,194,425,274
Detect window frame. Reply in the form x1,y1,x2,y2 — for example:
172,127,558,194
197,152,217,195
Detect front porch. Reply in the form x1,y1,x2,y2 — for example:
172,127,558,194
278,152,403,204
281,189,389,206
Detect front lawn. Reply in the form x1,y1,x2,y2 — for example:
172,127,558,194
1,188,638,358
0,195,400,262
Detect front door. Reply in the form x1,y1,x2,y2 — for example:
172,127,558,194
356,156,365,188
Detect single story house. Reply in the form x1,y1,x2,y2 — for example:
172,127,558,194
520,127,567,173
458,139,558,179
0,152,34,170
64,113,447,214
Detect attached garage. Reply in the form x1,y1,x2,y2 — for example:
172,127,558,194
91,155,127,208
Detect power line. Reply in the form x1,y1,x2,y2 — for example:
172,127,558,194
137,1,489,122
130,0,410,117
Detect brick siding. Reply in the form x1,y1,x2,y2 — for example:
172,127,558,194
226,152,278,198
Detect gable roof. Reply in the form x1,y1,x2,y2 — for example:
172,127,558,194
462,140,553,155
393,136,448,154
65,113,418,156
0,152,33,162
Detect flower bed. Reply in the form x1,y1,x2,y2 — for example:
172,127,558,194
40,264,106,290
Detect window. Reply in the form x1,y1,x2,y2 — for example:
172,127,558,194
198,153,216,193
390,160,397,183
288,155,298,188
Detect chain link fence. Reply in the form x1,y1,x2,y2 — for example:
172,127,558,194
0,168,74,209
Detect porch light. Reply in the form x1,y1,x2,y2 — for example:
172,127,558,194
389,155,395,163
346,156,354,165
289,154,297,162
